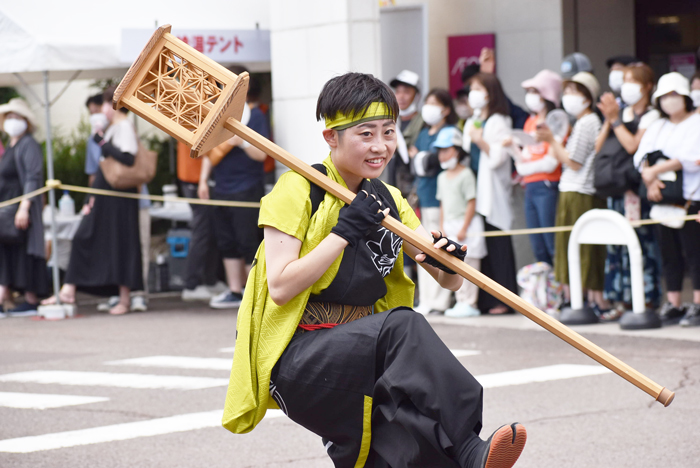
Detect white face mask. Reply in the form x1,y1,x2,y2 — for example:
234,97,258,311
608,70,624,93
690,90,700,109
620,83,643,106
454,103,472,120
421,104,445,126
525,93,545,113
399,99,418,118
562,95,589,117
89,113,109,134
468,90,488,110
659,94,686,116
3,118,28,137
440,156,458,170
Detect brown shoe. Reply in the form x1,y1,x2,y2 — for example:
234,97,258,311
481,423,527,468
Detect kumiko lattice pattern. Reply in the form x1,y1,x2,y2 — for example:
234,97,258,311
136,49,224,132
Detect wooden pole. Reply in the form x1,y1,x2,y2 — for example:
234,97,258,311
224,117,675,407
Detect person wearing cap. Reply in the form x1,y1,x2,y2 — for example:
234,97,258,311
595,62,662,320
633,72,700,326
222,72,527,468
560,52,593,80
387,69,423,198
435,127,486,317
513,70,563,267
536,71,610,313
0,98,49,316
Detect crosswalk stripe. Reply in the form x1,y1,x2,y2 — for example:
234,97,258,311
450,349,481,358
0,371,228,390
0,409,286,453
0,392,109,410
105,356,233,370
475,364,610,388
219,347,235,353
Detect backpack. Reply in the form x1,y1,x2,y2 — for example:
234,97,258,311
309,164,401,222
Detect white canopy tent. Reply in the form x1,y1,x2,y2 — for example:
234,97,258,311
0,9,127,302
0,3,271,307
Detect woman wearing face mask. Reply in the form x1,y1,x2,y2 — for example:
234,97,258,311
41,87,143,315
0,99,49,316
513,70,562,267
595,63,662,319
462,73,517,314
691,71,700,115
536,72,609,313
633,72,700,327
408,88,458,315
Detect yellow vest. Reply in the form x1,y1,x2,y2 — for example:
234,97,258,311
222,156,420,434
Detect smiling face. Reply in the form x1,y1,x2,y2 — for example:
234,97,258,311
325,118,397,191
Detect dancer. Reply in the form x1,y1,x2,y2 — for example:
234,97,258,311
223,72,526,468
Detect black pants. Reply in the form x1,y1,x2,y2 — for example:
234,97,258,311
271,309,483,468
181,182,220,290
656,202,700,292
478,222,518,312
212,186,263,263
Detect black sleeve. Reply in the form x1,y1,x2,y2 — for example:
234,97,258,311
93,133,135,166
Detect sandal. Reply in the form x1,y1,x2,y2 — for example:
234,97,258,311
40,293,76,306
109,302,130,315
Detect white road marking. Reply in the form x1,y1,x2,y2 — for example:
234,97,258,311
475,364,611,389
0,392,109,410
219,347,235,353
450,349,481,358
0,371,228,390
105,356,232,370
0,409,286,453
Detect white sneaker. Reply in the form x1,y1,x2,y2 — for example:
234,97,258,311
97,296,119,312
130,296,148,312
444,303,480,318
413,304,432,316
181,285,214,301
207,281,229,295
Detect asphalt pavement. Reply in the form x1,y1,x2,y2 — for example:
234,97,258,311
0,296,697,468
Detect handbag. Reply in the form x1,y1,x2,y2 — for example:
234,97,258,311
638,150,685,206
100,141,157,190
594,120,639,198
650,184,700,229
0,204,26,243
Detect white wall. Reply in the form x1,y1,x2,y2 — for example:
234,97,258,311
389,0,564,108
269,0,382,171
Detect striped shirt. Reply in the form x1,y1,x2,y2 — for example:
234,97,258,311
559,112,601,195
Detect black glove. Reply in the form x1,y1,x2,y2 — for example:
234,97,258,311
420,232,466,274
331,191,386,247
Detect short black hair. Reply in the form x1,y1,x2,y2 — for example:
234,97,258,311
566,82,595,111
425,88,459,125
247,75,262,102
606,55,638,69
85,93,103,109
461,64,480,85
655,95,694,119
316,72,399,124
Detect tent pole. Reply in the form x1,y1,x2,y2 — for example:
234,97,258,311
43,70,62,304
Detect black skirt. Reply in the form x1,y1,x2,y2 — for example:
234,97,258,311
477,221,518,313
271,308,483,467
0,242,49,296
64,170,143,296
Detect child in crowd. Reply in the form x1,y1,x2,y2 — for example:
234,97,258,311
435,127,486,317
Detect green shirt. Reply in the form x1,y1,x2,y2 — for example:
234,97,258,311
436,166,477,222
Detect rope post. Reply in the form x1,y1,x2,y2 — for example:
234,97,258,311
43,70,62,306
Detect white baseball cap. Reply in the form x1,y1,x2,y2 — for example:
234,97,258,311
652,72,690,105
390,70,420,91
